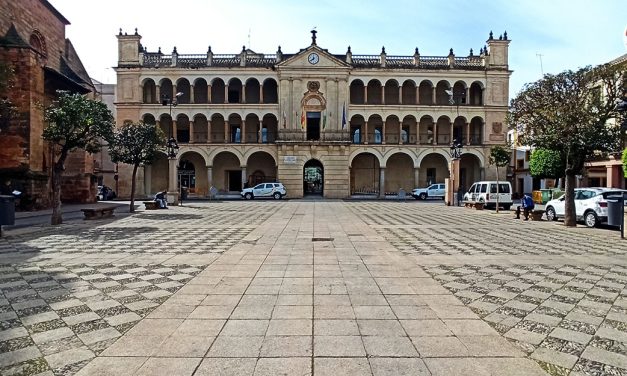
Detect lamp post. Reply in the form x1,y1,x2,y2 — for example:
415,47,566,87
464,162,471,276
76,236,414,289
162,92,182,205
447,139,464,206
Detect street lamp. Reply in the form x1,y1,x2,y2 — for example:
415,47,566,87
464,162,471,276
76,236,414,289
161,92,183,158
450,138,463,159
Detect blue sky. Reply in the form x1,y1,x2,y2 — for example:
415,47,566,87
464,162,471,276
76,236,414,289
50,0,626,98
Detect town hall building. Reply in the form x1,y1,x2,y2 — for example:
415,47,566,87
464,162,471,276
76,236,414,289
114,29,511,200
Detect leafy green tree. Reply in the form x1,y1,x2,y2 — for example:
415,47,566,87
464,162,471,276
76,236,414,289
109,122,165,212
623,148,627,178
489,145,511,213
508,64,624,226
43,91,115,225
529,149,565,179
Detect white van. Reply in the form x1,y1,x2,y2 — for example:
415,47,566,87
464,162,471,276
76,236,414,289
463,181,513,210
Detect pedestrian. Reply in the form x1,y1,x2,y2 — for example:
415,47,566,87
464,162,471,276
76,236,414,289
154,190,168,209
515,193,535,220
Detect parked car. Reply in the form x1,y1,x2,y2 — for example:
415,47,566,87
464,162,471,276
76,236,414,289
544,188,627,227
96,185,116,201
241,182,286,200
463,181,513,210
411,183,445,200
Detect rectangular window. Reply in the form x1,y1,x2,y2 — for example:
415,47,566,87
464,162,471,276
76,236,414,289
480,184,487,193
525,150,531,161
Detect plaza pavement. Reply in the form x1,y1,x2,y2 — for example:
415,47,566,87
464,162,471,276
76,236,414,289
0,201,625,375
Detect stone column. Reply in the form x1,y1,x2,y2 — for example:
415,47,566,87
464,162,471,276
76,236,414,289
379,167,386,199
382,121,386,144
259,86,264,103
144,165,152,197
241,121,246,144
172,118,178,142
416,86,420,105
432,86,436,104
224,121,229,143
398,86,402,104
207,166,213,191
241,166,247,188
207,120,212,143
399,122,403,145
465,88,469,104
450,121,454,144
224,85,228,104
382,86,385,104
207,84,212,103
364,86,368,104
432,121,437,145
167,158,179,205
242,85,246,103
156,85,161,103
466,122,471,145
364,121,369,144
190,85,195,103
414,167,420,188
258,120,263,143
189,120,195,143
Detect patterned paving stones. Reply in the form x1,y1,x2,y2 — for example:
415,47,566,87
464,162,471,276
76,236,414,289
3,201,623,375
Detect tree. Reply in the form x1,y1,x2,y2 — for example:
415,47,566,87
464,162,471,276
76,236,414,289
508,64,624,226
529,149,566,180
623,148,627,178
489,145,511,213
109,122,165,212
43,91,115,225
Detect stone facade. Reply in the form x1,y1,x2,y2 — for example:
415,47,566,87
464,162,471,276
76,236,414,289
0,0,95,208
115,29,511,199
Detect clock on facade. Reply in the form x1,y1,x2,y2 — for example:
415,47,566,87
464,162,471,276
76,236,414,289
307,53,319,65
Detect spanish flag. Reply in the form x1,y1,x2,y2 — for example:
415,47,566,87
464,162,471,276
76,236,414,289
300,109,306,131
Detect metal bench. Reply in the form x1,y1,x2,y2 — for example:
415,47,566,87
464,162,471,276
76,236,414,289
80,206,117,220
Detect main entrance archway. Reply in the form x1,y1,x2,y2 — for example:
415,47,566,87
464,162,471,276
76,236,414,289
303,159,323,196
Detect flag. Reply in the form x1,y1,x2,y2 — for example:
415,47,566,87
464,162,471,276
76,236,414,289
282,110,286,128
322,111,327,129
341,101,347,130
300,109,306,131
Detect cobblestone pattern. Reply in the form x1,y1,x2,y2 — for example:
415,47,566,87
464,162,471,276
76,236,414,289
0,263,201,376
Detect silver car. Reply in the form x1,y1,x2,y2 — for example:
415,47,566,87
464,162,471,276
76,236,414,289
545,188,627,227
241,183,286,200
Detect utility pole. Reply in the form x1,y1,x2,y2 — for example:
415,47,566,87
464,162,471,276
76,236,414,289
536,53,544,76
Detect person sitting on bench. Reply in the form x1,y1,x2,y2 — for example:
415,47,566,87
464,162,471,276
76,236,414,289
515,193,534,220
154,191,168,209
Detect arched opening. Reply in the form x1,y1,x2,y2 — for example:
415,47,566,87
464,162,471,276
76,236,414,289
418,115,434,145
149,153,169,196
453,116,467,145
194,78,208,104
245,78,260,104
452,81,467,105
350,115,365,144
367,115,383,144
176,114,190,143
247,151,276,187
262,78,278,103
142,114,156,125
213,151,241,192
159,114,172,140
435,81,452,105
143,79,157,104
367,80,382,104
262,114,279,143
419,153,449,187
228,78,243,103
176,78,191,104
244,114,260,143
351,153,380,195
385,153,414,193
402,115,417,144
303,159,323,196
384,115,400,144
211,114,225,143
469,82,483,106
470,116,484,145
418,81,433,105
460,153,482,193
384,80,399,105
211,78,225,104
402,80,416,105
193,114,208,143
178,158,195,194
350,80,365,104
160,79,173,103
228,114,243,143
436,116,451,145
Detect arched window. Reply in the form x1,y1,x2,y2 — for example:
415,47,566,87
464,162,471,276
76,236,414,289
374,128,382,144
352,128,361,144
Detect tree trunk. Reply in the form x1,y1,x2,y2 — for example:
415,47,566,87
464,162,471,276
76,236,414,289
130,164,138,213
564,172,577,227
50,151,67,225
495,166,500,213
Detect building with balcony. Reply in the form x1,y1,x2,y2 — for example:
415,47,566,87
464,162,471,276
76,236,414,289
114,29,511,199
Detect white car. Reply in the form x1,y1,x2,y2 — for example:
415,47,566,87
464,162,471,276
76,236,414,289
411,183,445,200
545,188,627,227
241,182,286,200
463,181,513,210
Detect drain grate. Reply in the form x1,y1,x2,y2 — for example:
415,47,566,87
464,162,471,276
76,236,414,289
312,237,334,242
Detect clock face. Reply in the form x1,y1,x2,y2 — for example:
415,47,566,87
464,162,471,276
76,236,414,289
308,53,319,65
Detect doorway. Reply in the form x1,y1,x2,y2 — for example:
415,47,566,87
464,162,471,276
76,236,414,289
178,160,196,193
306,112,321,141
228,170,242,191
303,159,323,196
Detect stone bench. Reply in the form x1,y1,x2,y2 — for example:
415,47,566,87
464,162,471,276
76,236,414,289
80,206,117,220
143,201,160,210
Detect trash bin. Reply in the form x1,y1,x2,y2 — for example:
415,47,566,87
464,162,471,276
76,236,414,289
540,189,553,204
0,195,15,225
606,194,624,227
532,190,542,204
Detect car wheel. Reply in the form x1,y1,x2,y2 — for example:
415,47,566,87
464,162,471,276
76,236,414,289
584,211,598,228
545,206,557,221
244,193,253,200
273,192,281,200
419,193,427,200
